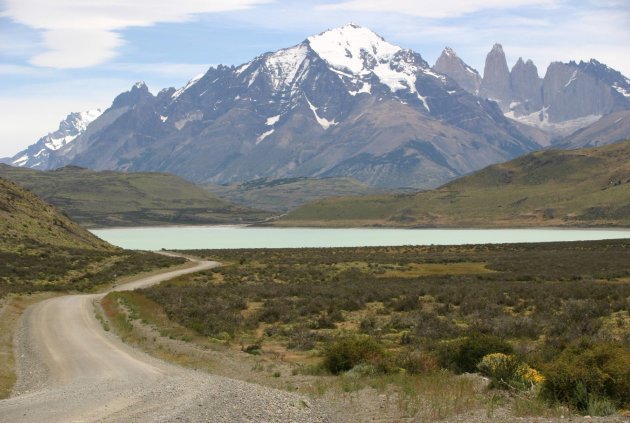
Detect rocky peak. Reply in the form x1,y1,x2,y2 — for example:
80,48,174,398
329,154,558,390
510,57,542,115
112,81,154,109
433,46,481,94
479,43,512,110
542,61,617,122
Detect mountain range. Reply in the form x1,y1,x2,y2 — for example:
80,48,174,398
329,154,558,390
5,24,630,190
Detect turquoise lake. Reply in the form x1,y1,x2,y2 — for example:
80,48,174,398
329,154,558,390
91,226,630,250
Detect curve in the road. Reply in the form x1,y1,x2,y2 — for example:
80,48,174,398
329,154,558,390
0,257,328,423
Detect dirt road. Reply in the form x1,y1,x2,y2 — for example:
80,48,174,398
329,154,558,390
0,259,329,422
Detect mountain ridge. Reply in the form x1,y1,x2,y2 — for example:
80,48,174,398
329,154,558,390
7,24,539,190
9,24,630,190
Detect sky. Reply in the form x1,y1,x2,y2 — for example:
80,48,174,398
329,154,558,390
1,0,629,157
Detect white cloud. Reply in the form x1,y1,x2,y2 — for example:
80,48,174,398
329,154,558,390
2,0,272,68
319,0,555,18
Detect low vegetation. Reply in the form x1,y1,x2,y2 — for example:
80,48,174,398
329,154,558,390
0,165,270,227
279,140,630,227
0,242,184,298
106,240,630,418
205,176,381,213
0,176,185,298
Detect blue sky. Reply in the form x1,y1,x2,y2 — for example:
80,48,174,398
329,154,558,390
1,0,629,157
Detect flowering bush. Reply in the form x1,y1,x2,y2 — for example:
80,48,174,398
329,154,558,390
478,353,543,390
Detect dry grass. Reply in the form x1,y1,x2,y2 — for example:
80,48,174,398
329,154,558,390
303,371,487,421
377,262,494,278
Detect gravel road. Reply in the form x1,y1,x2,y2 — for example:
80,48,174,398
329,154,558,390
0,259,330,423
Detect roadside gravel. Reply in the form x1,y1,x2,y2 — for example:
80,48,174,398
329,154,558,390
0,258,331,423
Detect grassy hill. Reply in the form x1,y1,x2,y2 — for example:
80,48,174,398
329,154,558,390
205,177,381,213
0,177,112,250
280,140,630,227
0,176,184,298
0,165,270,227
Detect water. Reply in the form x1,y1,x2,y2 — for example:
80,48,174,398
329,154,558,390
90,226,630,250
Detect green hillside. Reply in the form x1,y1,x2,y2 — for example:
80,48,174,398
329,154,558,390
0,176,184,298
205,177,381,213
0,177,112,250
280,140,630,227
0,165,270,227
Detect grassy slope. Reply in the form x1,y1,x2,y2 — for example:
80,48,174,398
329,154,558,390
205,177,381,213
0,176,185,298
280,140,630,227
0,165,270,227
0,177,112,250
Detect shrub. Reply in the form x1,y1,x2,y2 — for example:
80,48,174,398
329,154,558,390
323,335,387,374
477,353,544,390
397,350,439,374
436,334,513,374
540,341,630,413
243,344,262,355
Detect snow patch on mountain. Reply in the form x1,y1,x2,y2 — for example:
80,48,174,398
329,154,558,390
305,96,338,130
13,154,29,166
613,82,630,98
266,115,281,126
256,128,274,144
506,107,602,136
263,45,309,91
349,82,372,96
172,73,204,99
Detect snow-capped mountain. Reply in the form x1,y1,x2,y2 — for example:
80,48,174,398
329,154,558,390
12,24,541,188
9,109,102,169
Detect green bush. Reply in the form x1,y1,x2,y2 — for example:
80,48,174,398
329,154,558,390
540,341,630,413
323,335,387,374
436,333,513,374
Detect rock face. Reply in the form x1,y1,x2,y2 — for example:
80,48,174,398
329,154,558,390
467,42,630,138
433,47,481,94
507,59,630,137
543,60,625,122
479,44,512,110
12,24,539,189
509,58,542,116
